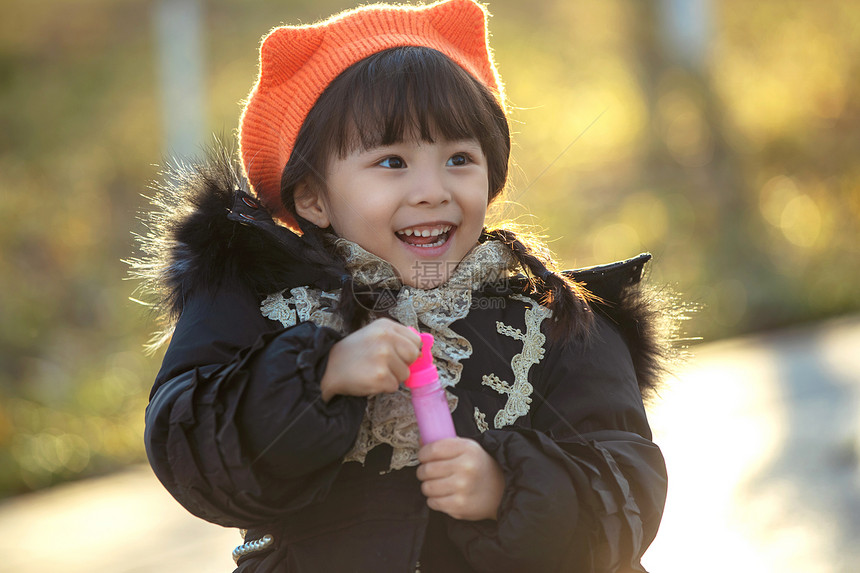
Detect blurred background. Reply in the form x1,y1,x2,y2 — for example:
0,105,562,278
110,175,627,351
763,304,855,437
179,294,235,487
0,0,858,571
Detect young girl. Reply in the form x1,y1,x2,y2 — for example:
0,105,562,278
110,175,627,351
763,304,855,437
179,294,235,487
135,0,668,571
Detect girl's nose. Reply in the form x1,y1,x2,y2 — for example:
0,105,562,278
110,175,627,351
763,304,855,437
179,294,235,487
409,169,451,206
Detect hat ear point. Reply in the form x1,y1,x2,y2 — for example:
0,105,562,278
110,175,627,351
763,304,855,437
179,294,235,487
427,0,499,93
429,0,489,54
259,26,325,86
428,0,488,27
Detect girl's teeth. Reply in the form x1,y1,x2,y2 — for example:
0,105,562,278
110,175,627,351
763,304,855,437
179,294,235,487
415,237,446,248
397,225,452,236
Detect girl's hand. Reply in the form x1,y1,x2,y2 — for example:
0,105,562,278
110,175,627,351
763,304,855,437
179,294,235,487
320,318,421,402
416,437,505,521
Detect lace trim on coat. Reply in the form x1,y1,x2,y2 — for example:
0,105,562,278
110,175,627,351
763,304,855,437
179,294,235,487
474,407,489,433
260,239,520,470
261,288,342,330
481,294,551,429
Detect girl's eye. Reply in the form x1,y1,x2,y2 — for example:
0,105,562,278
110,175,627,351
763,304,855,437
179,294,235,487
446,153,470,167
378,156,406,169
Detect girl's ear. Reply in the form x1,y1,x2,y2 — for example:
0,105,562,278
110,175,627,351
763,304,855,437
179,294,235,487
293,180,331,228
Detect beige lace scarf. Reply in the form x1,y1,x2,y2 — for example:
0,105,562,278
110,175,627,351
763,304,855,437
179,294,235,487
261,238,520,471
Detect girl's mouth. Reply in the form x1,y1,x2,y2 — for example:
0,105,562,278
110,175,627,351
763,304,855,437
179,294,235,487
395,224,454,248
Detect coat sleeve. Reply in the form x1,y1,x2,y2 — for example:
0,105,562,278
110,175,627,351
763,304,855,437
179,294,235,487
144,283,366,528
446,314,667,573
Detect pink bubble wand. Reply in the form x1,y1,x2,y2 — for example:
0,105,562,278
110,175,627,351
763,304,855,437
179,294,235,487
405,331,456,444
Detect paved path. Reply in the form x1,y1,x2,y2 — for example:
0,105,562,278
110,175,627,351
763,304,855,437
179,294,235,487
644,315,860,573
0,465,238,572
2,316,859,572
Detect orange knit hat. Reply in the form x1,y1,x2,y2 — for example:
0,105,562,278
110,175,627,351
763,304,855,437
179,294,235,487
238,0,504,227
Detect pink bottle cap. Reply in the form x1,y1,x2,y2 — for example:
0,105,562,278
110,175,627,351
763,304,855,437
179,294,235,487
405,331,438,389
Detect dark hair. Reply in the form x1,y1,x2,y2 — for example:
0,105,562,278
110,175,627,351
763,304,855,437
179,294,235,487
279,46,592,340
481,228,595,342
281,46,510,210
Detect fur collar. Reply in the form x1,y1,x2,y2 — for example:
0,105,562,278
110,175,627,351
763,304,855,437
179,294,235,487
128,145,673,398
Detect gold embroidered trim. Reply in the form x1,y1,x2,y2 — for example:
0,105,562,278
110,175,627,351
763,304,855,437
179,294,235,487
481,295,550,429
261,287,341,330
474,407,489,433
260,290,297,327
481,373,507,394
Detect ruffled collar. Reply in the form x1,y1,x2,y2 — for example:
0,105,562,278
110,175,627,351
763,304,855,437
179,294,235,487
330,235,519,293
328,237,521,469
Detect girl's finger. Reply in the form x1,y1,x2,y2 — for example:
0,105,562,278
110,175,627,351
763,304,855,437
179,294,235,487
391,360,411,383
420,474,460,499
404,325,423,346
418,438,466,464
385,372,402,393
425,493,469,520
392,329,422,364
416,458,456,482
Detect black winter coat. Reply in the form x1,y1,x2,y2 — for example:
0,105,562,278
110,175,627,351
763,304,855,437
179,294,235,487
135,152,668,573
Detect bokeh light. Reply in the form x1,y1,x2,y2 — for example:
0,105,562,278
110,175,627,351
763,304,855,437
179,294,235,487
0,6,858,571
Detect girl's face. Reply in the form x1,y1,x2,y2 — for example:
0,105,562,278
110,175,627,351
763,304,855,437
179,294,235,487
296,137,490,289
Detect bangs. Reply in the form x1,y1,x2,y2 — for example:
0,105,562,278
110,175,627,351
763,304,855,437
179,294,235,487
282,46,510,214
322,47,506,156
